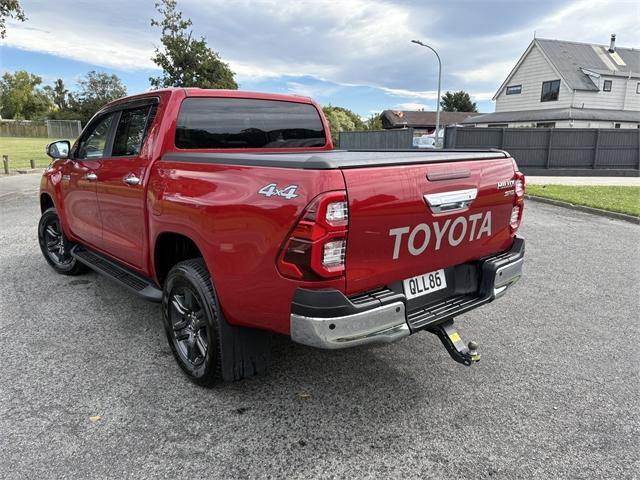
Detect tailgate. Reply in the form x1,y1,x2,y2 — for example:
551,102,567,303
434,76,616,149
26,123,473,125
343,157,518,295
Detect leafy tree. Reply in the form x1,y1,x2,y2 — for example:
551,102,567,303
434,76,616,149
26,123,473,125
43,78,68,111
440,90,478,112
365,113,383,130
322,106,367,145
0,0,26,38
150,0,237,89
67,71,127,124
0,70,51,119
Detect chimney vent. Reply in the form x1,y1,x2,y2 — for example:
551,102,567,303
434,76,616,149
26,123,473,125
608,33,616,53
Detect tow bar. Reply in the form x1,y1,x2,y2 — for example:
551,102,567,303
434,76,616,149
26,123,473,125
428,320,480,366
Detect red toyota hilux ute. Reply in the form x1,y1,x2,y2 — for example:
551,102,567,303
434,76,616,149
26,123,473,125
39,88,525,385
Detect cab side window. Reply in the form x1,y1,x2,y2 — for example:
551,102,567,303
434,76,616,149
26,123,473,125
76,113,115,159
112,105,155,157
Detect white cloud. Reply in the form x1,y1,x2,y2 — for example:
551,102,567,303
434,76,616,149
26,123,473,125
452,60,515,84
379,87,439,100
395,102,432,111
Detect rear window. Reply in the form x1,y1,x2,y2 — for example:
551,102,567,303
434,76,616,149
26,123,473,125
175,97,327,149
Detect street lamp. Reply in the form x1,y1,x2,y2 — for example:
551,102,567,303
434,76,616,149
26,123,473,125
411,39,442,146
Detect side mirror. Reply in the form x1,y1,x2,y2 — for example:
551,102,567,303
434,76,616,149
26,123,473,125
46,140,71,159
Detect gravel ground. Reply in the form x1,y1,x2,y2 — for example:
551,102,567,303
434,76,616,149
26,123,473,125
1,174,638,479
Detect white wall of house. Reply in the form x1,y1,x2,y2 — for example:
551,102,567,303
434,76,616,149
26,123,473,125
495,45,573,112
572,75,640,111
623,79,640,110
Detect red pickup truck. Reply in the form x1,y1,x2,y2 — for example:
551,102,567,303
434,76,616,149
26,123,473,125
39,88,525,386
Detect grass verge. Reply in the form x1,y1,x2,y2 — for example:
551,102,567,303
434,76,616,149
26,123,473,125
0,137,53,170
527,184,640,217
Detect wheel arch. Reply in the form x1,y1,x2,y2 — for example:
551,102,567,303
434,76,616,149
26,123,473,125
40,192,55,213
153,231,207,286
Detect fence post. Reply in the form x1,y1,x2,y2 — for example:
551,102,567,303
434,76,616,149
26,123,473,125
30,159,36,169
500,128,505,149
2,155,9,174
545,129,554,169
592,129,600,169
637,128,640,170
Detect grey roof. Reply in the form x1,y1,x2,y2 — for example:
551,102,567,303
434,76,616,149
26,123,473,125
535,38,640,91
381,110,482,128
461,107,640,124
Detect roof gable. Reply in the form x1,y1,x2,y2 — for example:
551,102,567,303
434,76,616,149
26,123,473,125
494,38,640,99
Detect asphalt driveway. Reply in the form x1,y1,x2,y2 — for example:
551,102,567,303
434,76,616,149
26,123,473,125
1,174,638,479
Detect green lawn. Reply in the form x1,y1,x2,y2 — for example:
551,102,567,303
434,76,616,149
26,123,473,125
0,136,54,170
527,184,640,217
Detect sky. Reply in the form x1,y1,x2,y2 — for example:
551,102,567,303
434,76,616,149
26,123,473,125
1,0,639,117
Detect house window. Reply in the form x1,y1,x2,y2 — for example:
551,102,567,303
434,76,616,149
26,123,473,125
506,85,522,95
603,80,612,92
536,122,556,128
488,123,508,128
541,80,560,102
614,123,621,128
636,82,640,94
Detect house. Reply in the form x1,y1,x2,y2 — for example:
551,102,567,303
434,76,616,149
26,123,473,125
381,110,482,135
463,35,640,129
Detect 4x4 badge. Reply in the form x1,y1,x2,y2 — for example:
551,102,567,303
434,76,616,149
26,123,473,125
258,183,299,200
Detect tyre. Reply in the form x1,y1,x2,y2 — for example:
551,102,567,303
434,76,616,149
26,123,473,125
162,259,223,386
38,207,88,276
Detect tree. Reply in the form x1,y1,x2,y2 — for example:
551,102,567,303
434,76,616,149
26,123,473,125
440,90,478,112
0,70,51,119
365,113,383,130
150,0,237,89
0,0,26,38
43,78,68,111
322,106,369,145
67,71,127,124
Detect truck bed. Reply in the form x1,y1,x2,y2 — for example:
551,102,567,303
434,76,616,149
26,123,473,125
161,149,508,170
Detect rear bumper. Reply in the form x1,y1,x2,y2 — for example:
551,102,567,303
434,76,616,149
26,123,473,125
290,237,524,349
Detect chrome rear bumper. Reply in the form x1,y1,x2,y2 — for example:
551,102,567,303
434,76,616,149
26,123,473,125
290,237,524,349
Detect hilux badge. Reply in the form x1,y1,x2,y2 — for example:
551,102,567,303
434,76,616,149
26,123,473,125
497,179,515,189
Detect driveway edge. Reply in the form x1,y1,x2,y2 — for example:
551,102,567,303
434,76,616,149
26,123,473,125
525,194,639,225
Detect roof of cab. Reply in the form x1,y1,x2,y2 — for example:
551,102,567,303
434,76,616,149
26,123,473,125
100,88,317,112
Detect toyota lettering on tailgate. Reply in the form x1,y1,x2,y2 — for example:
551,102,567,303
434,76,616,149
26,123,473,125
389,212,492,260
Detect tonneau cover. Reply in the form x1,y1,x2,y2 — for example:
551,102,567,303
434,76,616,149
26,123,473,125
161,149,508,170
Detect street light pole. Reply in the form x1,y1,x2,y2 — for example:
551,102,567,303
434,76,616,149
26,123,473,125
411,39,442,146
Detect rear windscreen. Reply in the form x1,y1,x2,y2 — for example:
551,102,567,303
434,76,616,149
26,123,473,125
175,97,327,149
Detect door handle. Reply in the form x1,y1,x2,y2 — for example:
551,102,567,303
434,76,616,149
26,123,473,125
84,173,97,181
123,174,141,186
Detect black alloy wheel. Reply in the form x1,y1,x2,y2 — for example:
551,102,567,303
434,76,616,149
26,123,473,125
38,207,88,275
169,286,209,367
162,259,222,386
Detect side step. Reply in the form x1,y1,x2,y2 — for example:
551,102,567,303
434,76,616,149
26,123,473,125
70,245,162,302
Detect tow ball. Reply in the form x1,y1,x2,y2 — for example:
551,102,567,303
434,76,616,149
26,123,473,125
428,320,480,366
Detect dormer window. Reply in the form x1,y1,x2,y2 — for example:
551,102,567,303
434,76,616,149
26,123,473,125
603,80,612,92
541,80,560,102
506,85,522,95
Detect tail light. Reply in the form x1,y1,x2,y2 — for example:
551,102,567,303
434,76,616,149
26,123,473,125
510,170,525,232
278,191,348,280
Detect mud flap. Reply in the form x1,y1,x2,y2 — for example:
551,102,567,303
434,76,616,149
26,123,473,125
428,320,480,366
218,317,272,382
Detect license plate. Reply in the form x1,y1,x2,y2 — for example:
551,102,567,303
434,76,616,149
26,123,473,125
403,269,447,300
